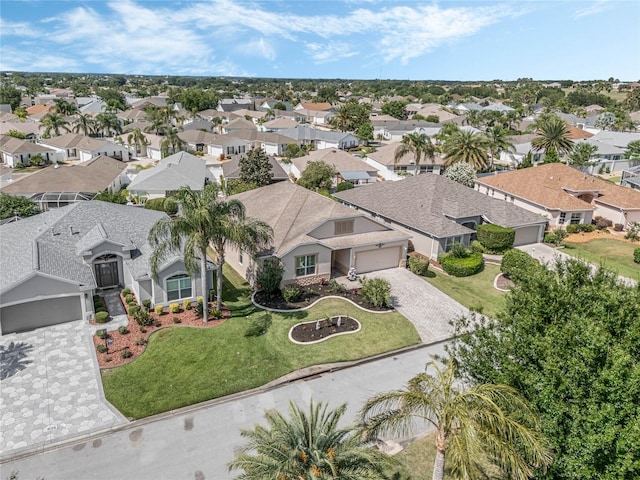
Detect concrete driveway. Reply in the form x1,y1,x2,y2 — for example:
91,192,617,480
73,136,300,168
0,320,127,457
371,268,469,343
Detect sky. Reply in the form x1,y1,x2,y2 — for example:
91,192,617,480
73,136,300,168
1,0,639,81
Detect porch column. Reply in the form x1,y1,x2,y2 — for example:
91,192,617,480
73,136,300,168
349,248,356,269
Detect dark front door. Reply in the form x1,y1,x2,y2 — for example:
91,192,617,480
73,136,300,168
95,261,119,288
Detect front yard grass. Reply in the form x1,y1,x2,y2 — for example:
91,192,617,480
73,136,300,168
423,263,505,318
102,265,420,419
563,238,639,280
389,432,437,479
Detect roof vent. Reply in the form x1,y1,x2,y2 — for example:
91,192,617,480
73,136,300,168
70,226,79,235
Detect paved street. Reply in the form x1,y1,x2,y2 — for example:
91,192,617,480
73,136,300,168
1,343,447,480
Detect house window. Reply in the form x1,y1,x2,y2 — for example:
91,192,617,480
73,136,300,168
559,212,566,224
166,274,192,301
334,219,354,235
445,236,464,251
570,213,582,224
238,251,244,265
295,255,317,277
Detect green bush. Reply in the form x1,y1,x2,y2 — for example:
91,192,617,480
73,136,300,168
134,308,152,326
569,223,596,233
172,317,181,324
408,254,430,276
282,285,301,303
129,305,140,316
124,294,134,303
211,309,223,319
335,181,355,192
566,224,579,234
359,277,391,308
544,233,556,244
121,288,131,296
163,197,178,216
128,301,137,309
255,257,284,294
328,279,346,294
121,348,133,359
96,344,107,353
96,329,107,340
94,311,110,323
470,240,485,253
118,326,129,335
593,216,613,230
245,313,272,337
634,248,640,264
169,302,180,313
439,252,484,277
182,299,191,311
142,299,152,309
449,242,470,258
144,197,166,212
501,249,541,282
476,224,515,253
154,305,165,315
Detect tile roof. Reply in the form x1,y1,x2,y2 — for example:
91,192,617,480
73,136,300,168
298,102,333,111
334,174,546,238
476,163,640,211
567,125,594,139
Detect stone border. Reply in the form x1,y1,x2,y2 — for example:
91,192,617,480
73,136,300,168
493,273,512,292
252,291,392,314
288,317,362,345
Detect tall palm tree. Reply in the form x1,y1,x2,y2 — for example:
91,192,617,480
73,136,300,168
531,115,574,156
73,113,96,136
14,107,28,122
443,130,490,170
160,127,187,157
229,400,390,479
95,112,122,137
394,132,436,175
127,128,149,157
53,98,79,116
485,126,515,169
39,112,70,137
360,360,553,480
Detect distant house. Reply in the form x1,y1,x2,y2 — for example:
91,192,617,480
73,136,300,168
127,151,212,199
279,125,359,150
223,117,257,134
0,136,56,167
0,121,41,140
178,130,219,154
335,174,547,259
0,201,213,335
475,163,640,228
226,182,409,287
290,148,378,186
365,142,444,177
220,154,288,184
0,155,129,210
261,117,299,132
229,130,294,156
39,134,130,162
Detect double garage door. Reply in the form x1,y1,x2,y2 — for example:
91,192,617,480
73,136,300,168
513,225,543,247
0,296,83,335
355,247,401,274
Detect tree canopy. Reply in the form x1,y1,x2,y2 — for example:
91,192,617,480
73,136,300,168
297,160,336,191
0,194,40,220
381,100,409,120
239,148,273,188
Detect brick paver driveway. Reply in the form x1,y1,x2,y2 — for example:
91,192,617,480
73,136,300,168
372,268,469,343
0,320,127,458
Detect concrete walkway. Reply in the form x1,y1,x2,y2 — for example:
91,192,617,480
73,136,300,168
371,268,469,343
0,321,127,457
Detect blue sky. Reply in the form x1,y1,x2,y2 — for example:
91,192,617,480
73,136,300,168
1,0,638,80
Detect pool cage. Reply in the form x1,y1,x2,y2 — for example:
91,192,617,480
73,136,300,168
29,192,96,211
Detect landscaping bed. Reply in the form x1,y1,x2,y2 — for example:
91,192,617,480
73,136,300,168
495,273,515,291
289,316,360,343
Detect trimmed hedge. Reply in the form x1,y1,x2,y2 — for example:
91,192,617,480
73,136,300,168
439,252,484,277
476,224,515,253
634,247,640,264
566,223,596,234
501,249,540,282
94,311,110,323
408,253,430,276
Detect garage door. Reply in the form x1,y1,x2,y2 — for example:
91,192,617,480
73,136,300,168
0,296,83,335
513,226,542,246
355,247,401,274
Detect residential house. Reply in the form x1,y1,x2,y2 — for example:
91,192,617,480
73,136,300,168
621,165,640,190
223,117,257,134
365,141,444,177
0,155,128,210
0,136,56,167
0,201,213,335
411,103,460,122
261,117,299,132
226,182,409,287
0,122,41,141
220,154,288,184
217,98,254,113
290,148,377,186
475,163,640,228
206,133,251,160
580,131,640,173
279,125,359,150
229,130,294,156
178,130,219,154
39,134,130,162
127,151,211,199
335,174,547,259
293,108,335,125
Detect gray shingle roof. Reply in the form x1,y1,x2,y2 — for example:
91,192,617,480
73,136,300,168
222,155,288,182
127,151,208,192
334,174,546,238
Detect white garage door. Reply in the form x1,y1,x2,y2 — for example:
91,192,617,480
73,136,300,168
513,226,542,246
355,247,401,274
0,296,83,335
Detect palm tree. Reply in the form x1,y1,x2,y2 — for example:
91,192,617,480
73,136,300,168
531,115,574,157
443,130,490,170
127,128,149,157
95,112,122,137
73,113,96,136
360,359,553,480
394,132,436,175
39,112,70,137
160,127,187,157
485,126,515,169
229,400,390,479
568,142,599,167
14,107,27,122
53,98,79,116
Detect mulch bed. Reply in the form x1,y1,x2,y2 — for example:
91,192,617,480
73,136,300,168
290,316,359,343
495,273,515,291
254,283,391,312
92,295,229,368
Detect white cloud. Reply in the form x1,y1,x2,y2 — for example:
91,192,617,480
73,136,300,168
574,0,613,18
305,42,359,64
0,18,38,37
237,38,276,61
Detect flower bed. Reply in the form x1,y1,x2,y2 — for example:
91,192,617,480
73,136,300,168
289,316,360,344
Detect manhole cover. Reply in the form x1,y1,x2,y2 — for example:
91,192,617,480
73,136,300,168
44,425,58,432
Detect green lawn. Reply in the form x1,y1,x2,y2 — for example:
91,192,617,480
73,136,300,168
390,432,437,480
563,238,640,280
422,263,506,318
606,176,622,184
102,265,420,418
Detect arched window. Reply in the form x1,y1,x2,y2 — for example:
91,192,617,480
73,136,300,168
166,274,192,301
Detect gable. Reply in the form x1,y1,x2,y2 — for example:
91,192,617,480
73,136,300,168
1,273,82,306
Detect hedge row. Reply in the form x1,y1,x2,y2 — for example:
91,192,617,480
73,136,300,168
439,252,484,277
476,224,515,253
500,249,541,282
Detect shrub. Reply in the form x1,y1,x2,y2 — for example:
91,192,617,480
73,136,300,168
578,223,596,232
169,302,180,313
634,248,640,264
182,299,191,311
121,288,131,296
121,348,133,359
624,221,640,241
593,216,613,230
211,309,223,319
144,197,166,211
96,344,107,353
129,305,140,316
94,311,110,323
439,252,484,277
614,223,624,232
139,326,147,333
134,308,152,326
118,326,129,335
408,253,430,276
449,242,470,259
163,197,178,216
154,305,165,315
470,240,485,253
95,307,107,313
153,319,161,327
135,338,146,346
124,294,134,303
566,224,579,234
172,317,181,324
544,233,556,244
501,249,541,282
282,285,301,303
245,313,272,337
335,181,355,192
104,356,112,363
196,300,205,317
359,277,391,308
255,257,284,294
96,329,107,340
142,299,152,309
476,224,515,253
328,279,346,294
553,228,568,246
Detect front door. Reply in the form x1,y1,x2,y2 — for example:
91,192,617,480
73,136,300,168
94,258,119,288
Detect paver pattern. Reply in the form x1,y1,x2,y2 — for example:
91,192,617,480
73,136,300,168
0,320,126,457
371,268,469,343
